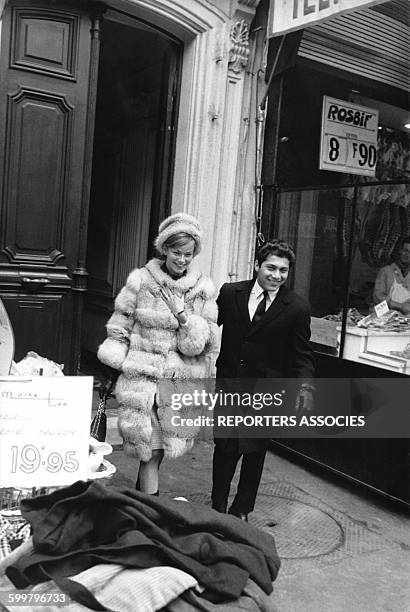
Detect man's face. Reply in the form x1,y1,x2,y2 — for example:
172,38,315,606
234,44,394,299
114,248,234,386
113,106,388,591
254,254,290,291
398,243,410,267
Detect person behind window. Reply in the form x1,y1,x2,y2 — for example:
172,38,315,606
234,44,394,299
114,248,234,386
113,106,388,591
373,237,410,314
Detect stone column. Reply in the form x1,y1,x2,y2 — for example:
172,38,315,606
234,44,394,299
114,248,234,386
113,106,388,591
230,0,267,284
187,0,263,288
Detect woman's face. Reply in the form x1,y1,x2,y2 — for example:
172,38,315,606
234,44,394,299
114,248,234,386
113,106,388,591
164,238,195,276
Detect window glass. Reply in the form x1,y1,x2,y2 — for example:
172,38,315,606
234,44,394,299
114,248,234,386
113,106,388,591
275,182,410,373
347,183,410,373
276,187,355,356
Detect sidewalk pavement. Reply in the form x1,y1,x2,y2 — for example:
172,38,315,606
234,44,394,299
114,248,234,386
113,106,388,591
100,400,410,612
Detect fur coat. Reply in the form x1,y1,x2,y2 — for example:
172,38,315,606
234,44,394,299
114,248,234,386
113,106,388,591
98,258,219,460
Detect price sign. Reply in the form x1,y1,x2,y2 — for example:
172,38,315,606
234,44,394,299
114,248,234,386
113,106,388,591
0,377,93,487
320,96,379,176
374,300,389,318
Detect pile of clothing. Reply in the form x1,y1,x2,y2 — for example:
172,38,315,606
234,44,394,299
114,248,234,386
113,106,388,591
0,515,30,562
0,481,280,612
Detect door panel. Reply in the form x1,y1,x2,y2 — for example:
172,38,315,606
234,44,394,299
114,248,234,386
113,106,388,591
0,1,99,371
4,88,71,260
11,7,79,79
1,292,69,362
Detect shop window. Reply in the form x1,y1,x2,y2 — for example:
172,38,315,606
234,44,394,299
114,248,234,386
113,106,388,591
269,65,410,373
275,181,410,373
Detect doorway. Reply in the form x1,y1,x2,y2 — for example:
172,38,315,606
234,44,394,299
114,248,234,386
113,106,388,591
82,13,181,364
0,2,180,374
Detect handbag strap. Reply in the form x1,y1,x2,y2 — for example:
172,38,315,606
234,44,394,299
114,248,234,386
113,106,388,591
95,396,107,418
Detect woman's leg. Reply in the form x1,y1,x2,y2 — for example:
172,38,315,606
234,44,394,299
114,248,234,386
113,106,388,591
138,449,164,494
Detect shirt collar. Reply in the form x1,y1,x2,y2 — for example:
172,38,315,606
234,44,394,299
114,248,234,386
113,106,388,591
252,280,279,299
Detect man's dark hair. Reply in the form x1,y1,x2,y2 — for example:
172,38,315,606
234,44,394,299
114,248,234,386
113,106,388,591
256,239,296,267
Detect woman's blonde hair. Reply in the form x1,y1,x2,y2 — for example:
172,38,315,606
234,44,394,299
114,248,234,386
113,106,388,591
157,232,198,259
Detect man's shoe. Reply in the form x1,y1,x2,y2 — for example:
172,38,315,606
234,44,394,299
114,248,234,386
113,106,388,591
228,509,248,522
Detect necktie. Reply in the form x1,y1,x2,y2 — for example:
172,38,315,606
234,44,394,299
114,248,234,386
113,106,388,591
252,290,268,324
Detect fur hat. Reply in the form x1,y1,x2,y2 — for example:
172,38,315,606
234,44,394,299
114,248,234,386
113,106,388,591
154,213,202,255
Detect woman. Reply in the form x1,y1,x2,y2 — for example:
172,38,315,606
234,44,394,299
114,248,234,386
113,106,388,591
373,236,410,314
98,213,218,494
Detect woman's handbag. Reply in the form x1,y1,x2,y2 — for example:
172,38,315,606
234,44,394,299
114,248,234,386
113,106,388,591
90,374,117,442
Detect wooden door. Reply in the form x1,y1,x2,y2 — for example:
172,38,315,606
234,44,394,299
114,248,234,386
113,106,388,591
0,0,103,372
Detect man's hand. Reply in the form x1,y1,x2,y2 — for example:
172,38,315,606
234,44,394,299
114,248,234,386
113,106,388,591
295,387,315,412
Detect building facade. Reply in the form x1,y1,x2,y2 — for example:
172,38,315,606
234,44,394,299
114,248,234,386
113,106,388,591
0,0,267,371
262,0,409,376
260,0,409,503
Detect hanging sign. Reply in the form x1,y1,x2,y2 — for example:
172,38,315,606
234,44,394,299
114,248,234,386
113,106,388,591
319,96,379,176
0,377,93,487
268,0,386,37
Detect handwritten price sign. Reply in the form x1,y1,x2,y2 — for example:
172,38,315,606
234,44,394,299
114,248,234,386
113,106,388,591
320,96,379,177
0,377,93,487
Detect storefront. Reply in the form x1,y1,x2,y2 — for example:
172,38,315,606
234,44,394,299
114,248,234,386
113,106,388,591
0,0,265,372
261,0,410,503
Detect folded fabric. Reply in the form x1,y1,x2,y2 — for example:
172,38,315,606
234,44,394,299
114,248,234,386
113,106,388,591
6,481,280,603
165,578,280,612
0,564,198,612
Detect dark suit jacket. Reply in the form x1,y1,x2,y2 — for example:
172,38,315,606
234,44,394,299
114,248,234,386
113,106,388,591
216,280,315,379
215,280,315,452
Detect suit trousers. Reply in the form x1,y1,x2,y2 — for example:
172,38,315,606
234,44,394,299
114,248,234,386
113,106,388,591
211,442,267,514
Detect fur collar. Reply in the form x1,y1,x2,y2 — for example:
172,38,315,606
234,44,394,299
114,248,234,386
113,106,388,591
144,258,202,292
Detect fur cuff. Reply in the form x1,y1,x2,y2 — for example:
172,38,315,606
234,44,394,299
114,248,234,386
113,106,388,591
177,314,209,356
97,338,128,370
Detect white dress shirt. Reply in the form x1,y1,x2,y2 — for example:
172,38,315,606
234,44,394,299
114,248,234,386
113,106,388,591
248,280,279,321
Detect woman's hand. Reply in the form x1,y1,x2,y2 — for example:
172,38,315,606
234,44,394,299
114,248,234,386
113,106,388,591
159,286,187,322
389,299,410,315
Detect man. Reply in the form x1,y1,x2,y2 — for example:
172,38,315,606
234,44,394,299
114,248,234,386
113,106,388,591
211,239,315,521
373,237,410,314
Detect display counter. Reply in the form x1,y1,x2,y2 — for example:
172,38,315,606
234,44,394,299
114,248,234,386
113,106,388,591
272,342,410,507
341,326,410,374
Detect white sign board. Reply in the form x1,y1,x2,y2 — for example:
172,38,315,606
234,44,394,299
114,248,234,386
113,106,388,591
268,0,386,37
319,96,379,176
0,377,93,487
374,300,389,318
